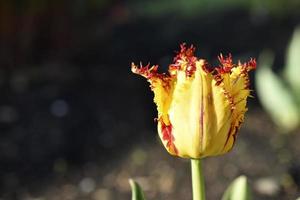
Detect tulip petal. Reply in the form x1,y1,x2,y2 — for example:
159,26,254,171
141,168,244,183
168,60,209,158
214,57,256,153
131,63,174,124
132,63,179,155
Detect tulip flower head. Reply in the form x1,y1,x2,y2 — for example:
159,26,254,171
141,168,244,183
132,44,256,159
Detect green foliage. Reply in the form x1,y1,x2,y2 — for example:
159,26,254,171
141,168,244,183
222,176,251,200
285,27,300,102
129,179,146,200
129,0,300,18
256,26,300,133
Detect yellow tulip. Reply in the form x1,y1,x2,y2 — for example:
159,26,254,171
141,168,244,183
132,44,256,159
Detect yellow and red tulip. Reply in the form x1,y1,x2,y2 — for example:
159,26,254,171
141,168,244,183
132,44,256,159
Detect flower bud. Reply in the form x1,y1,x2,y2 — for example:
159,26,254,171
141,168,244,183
132,44,256,159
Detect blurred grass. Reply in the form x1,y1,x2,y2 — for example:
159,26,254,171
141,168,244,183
130,0,300,17
1,0,300,18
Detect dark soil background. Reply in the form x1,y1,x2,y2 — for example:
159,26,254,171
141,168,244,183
0,1,300,199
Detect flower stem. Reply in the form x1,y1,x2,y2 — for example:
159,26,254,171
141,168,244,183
191,159,206,200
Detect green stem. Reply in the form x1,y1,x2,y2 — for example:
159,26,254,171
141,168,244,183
191,159,206,200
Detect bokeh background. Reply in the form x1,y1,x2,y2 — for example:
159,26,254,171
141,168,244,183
1,0,300,199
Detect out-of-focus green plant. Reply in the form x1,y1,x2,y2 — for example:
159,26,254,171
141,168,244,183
129,179,146,200
285,27,300,101
222,176,251,200
130,175,252,200
130,0,300,18
256,26,300,133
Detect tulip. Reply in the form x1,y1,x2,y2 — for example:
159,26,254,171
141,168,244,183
131,44,256,159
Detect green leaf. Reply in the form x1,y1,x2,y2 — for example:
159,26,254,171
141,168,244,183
255,51,300,133
129,179,146,200
222,175,251,200
285,26,300,100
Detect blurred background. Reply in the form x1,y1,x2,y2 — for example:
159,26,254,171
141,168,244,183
0,0,300,199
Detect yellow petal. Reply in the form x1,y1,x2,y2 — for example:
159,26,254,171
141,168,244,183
213,56,256,153
131,63,174,124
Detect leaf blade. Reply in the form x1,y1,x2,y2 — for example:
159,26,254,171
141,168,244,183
129,179,146,200
222,175,251,200
256,51,300,132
